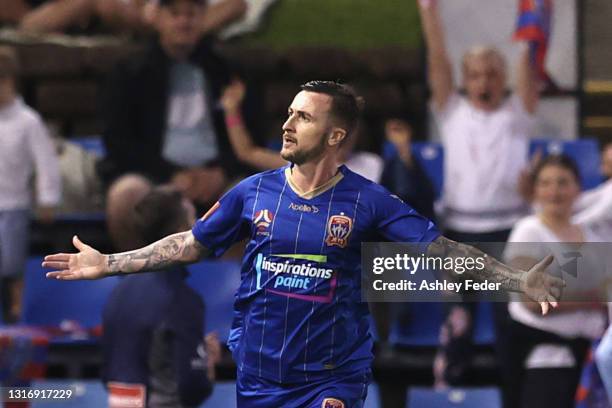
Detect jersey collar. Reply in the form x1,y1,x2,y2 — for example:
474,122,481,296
284,165,345,200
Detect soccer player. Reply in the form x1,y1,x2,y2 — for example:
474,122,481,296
44,81,563,408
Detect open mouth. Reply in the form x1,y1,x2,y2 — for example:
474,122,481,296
478,92,492,103
283,135,297,146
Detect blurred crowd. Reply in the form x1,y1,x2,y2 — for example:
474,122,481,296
1,0,612,407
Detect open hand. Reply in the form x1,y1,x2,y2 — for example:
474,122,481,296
521,255,565,315
43,235,107,280
221,79,246,113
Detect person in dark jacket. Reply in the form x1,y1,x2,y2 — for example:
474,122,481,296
101,0,259,251
102,186,221,408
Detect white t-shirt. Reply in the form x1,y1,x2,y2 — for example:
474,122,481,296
573,179,612,241
433,93,534,232
162,62,219,167
0,97,61,210
345,152,384,183
504,215,607,368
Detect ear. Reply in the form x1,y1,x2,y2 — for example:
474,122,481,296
328,127,347,147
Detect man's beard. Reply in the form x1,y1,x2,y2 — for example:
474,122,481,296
281,133,328,165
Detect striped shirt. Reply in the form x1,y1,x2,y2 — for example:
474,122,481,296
192,165,440,382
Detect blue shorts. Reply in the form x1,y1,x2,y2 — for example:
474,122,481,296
236,369,372,408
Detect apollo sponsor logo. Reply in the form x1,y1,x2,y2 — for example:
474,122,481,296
288,202,319,213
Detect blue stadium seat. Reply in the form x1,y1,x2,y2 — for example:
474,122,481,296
411,142,444,199
389,302,495,347
383,141,444,199
473,302,496,345
364,383,382,408
21,257,119,329
529,138,603,190
389,302,446,346
408,387,501,408
30,380,107,408
383,137,604,200
186,260,241,341
69,136,107,157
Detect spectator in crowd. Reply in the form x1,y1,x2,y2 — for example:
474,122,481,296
0,0,246,36
418,0,542,388
573,140,612,235
503,155,606,408
143,0,247,36
220,79,384,182
380,118,436,221
0,45,61,322
370,118,438,364
101,0,257,251
0,0,149,34
102,186,221,408
521,140,612,240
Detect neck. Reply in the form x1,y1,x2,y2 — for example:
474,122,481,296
161,41,193,61
290,154,339,194
0,94,16,110
539,212,572,230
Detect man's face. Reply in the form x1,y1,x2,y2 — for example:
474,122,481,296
462,54,507,111
280,91,334,165
156,1,203,53
601,144,612,179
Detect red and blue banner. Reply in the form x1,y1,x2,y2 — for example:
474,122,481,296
514,0,553,81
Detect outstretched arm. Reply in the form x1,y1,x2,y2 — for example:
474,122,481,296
516,43,540,114
44,232,208,280
427,236,564,314
221,79,287,170
417,0,454,111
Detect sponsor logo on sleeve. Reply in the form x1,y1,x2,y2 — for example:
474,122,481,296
253,209,274,236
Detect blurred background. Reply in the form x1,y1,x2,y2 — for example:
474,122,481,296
0,0,611,407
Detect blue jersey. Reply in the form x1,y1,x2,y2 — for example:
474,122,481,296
192,165,439,383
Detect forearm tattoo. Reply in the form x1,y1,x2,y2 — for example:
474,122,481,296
107,231,207,274
427,236,523,292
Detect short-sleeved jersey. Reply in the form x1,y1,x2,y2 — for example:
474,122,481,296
192,165,439,383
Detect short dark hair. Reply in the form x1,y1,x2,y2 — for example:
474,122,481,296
133,187,189,244
299,80,364,138
533,154,581,186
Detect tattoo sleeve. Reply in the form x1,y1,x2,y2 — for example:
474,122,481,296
106,231,209,275
427,236,524,292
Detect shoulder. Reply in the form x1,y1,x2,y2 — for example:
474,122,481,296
506,93,536,119
342,166,405,207
16,101,46,130
432,92,466,117
508,215,545,242
111,41,164,78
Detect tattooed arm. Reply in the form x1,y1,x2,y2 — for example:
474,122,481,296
43,232,209,280
427,236,565,314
